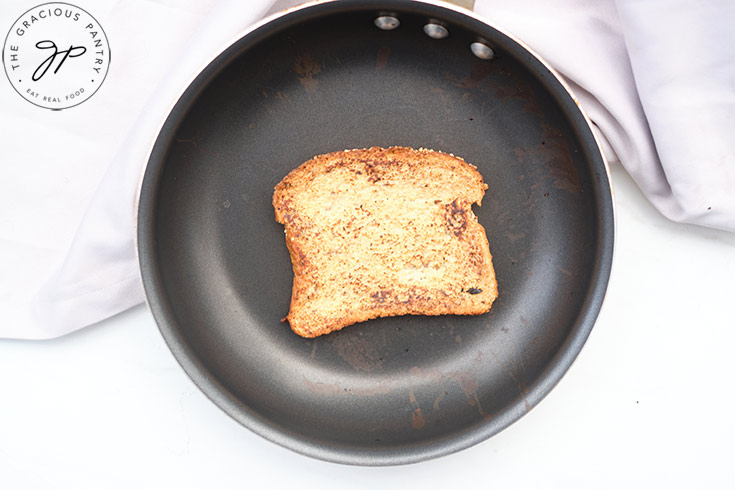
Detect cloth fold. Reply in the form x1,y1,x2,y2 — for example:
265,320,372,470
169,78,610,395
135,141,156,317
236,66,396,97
1,0,733,339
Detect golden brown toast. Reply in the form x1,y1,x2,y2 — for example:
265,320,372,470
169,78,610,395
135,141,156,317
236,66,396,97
273,146,497,338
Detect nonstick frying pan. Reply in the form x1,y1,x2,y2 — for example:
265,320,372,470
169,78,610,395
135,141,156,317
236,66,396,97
137,0,614,465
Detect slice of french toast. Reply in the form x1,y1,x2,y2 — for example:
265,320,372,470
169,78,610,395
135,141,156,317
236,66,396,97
273,146,497,338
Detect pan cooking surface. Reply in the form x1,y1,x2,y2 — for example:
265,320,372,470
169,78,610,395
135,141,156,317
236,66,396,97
138,1,613,465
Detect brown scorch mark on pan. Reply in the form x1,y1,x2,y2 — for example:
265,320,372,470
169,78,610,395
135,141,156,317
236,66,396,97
492,76,545,117
409,386,425,429
293,54,322,93
539,124,580,193
505,232,525,243
412,364,492,421
376,46,390,72
301,378,342,395
301,359,498,423
489,349,531,411
513,125,580,194
433,390,447,410
557,266,573,277
447,61,494,89
328,330,387,372
447,369,492,420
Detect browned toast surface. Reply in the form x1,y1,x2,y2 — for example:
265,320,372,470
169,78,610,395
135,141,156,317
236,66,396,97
273,146,497,338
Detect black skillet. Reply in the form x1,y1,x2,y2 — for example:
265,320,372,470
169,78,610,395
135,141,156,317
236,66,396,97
137,0,614,465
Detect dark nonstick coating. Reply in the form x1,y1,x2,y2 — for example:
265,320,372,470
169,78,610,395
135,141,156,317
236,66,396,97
138,0,614,465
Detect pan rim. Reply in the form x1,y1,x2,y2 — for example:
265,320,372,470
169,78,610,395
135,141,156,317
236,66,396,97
136,0,615,466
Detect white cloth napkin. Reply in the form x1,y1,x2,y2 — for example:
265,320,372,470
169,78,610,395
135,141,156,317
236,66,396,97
474,0,735,230
1,0,733,339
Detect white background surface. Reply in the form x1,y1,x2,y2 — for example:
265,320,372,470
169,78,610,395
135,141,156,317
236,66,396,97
2,163,734,488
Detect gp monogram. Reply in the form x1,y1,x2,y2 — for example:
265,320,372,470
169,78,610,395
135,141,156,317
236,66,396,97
3,2,110,110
